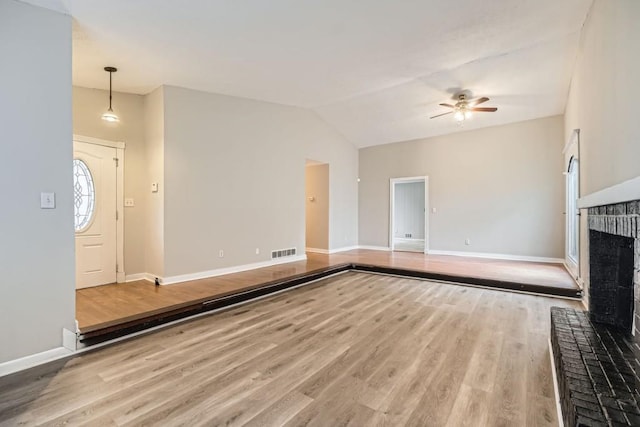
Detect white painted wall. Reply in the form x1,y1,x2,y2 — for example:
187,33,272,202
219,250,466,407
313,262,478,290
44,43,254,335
564,0,640,298
143,87,165,278
161,86,358,277
72,87,147,275
305,164,330,251
0,1,75,363
393,181,425,239
359,116,565,258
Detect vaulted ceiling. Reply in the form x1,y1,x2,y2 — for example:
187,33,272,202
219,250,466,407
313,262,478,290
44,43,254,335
21,0,593,147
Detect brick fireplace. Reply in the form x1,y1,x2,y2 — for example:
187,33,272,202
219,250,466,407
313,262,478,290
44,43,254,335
587,201,640,336
551,199,640,427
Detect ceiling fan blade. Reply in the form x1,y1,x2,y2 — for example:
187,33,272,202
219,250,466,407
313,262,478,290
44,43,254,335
471,97,489,106
430,111,454,119
439,103,455,108
471,107,497,112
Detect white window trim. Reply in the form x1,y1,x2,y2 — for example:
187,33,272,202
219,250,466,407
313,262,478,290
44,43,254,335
565,156,580,278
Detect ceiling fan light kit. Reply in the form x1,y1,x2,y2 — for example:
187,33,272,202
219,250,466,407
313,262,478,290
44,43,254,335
430,93,497,122
101,66,119,123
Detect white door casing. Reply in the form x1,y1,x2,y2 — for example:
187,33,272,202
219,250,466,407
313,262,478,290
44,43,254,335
73,136,124,288
389,176,429,253
563,129,580,280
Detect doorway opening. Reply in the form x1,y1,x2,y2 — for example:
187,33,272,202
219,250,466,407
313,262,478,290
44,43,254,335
73,135,124,289
390,176,429,253
305,159,330,253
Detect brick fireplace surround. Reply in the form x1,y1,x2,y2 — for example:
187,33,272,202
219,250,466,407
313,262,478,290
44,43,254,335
551,200,640,427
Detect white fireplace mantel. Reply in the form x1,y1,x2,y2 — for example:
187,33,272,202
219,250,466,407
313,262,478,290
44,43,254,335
578,175,640,209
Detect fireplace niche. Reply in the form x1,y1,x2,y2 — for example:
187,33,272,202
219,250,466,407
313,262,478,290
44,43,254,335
589,229,635,335
587,201,640,338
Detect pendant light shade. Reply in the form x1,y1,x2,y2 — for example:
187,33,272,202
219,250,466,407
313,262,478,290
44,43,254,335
101,66,119,123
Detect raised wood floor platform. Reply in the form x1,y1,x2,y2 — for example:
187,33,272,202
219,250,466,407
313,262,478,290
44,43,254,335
77,250,580,342
4,273,584,426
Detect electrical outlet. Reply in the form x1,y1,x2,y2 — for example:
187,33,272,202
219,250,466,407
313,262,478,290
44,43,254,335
465,238,471,245
255,248,260,255
219,250,224,258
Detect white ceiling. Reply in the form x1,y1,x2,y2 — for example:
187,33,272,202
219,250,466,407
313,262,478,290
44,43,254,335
21,0,593,147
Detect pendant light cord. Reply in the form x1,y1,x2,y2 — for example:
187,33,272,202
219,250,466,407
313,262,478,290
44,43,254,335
109,71,113,111
102,66,119,122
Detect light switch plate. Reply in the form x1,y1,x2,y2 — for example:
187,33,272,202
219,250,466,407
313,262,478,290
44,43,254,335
40,192,55,209
151,182,159,193
124,198,135,207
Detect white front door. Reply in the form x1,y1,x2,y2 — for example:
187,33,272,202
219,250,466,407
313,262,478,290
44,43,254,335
74,141,118,288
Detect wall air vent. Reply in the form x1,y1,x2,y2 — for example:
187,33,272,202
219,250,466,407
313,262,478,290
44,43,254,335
271,247,297,259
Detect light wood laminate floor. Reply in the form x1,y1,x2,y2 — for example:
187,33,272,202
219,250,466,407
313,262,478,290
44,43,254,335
4,272,580,426
77,249,577,333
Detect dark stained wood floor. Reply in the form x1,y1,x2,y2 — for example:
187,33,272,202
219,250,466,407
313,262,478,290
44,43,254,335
3,272,581,426
76,249,577,334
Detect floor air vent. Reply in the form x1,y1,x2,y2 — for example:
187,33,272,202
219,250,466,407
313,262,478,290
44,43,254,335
271,248,297,259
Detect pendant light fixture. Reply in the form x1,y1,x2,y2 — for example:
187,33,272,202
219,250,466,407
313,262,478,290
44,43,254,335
101,66,119,123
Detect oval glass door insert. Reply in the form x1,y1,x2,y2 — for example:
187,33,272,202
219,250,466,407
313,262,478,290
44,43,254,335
73,159,96,232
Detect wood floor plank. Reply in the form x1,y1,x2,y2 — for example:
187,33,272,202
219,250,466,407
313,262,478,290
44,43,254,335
1,272,581,427
242,391,313,427
76,249,578,334
444,384,490,427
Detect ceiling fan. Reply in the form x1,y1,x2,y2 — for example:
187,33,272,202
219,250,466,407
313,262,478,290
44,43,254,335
430,94,497,122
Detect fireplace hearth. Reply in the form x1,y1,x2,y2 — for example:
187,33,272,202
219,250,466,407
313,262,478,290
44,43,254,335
551,200,640,427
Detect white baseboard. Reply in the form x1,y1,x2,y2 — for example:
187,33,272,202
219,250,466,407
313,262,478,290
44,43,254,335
329,245,360,254
549,339,565,427
62,328,77,351
161,255,308,285
306,246,360,254
0,346,73,378
357,245,391,251
306,247,329,254
427,249,564,264
125,272,155,283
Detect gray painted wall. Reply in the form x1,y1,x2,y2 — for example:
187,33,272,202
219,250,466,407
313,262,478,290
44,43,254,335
144,87,165,278
564,0,640,298
359,116,565,258
161,86,358,277
565,0,640,196
0,1,75,363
